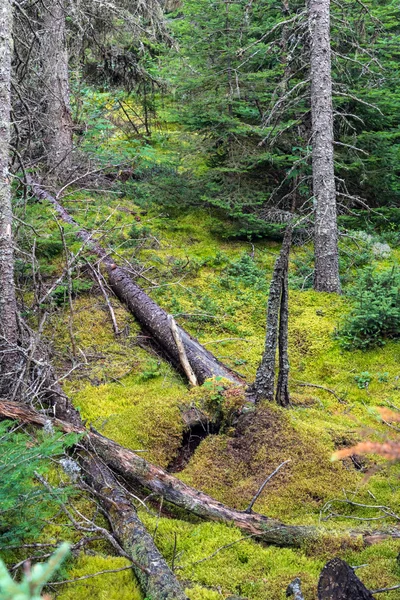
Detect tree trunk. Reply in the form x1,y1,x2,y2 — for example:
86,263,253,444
318,558,375,599
276,257,290,407
254,227,292,403
2,399,400,549
27,178,243,386
41,0,73,176
82,453,188,600
0,0,18,392
309,0,341,294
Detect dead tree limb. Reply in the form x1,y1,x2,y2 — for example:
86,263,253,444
80,453,188,600
3,399,400,549
26,177,243,386
168,315,198,386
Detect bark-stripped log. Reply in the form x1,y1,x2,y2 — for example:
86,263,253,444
5,399,400,549
27,178,243,386
82,453,188,600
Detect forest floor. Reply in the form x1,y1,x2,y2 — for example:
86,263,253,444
10,97,400,599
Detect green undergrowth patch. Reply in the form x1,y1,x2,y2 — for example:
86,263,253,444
17,181,400,600
74,374,185,467
139,514,324,600
56,555,141,600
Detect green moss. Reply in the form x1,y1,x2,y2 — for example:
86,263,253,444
139,515,324,600
19,183,400,600
56,555,142,600
74,374,185,466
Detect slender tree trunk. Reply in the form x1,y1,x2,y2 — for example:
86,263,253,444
309,0,341,293
41,0,73,176
254,227,292,403
276,247,290,407
0,0,18,391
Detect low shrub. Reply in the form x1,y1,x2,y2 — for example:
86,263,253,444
336,268,400,350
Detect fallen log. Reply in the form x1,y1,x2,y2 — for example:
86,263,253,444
0,391,186,600
27,177,243,386
81,453,188,600
3,400,400,549
0,399,314,547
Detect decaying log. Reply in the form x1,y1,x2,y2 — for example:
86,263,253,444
27,178,243,386
81,453,188,600
317,558,375,600
0,399,314,547
3,399,400,550
2,392,187,600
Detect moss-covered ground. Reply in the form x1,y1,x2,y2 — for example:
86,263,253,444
13,190,400,599
11,107,400,598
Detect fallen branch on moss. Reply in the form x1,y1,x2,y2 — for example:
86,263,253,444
27,177,243,386
0,394,187,600
2,399,400,550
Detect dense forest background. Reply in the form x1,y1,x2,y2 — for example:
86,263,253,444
1,0,400,599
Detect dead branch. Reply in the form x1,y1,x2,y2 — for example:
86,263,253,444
245,460,291,513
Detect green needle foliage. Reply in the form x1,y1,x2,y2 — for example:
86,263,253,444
0,543,70,600
0,422,77,546
336,268,400,349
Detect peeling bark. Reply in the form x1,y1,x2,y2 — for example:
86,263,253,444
309,0,341,293
254,227,291,404
27,178,243,386
0,0,18,391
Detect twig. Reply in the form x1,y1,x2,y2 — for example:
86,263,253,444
245,460,291,513
371,584,400,594
294,381,347,404
86,261,120,335
176,533,259,571
48,565,134,585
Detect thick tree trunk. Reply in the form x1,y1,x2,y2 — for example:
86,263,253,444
27,178,243,386
2,399,400,549
41,0,73,176
309,0,341,294
0,0,19,392
254,227,291,403
318,558,375,599
82,454,188,600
